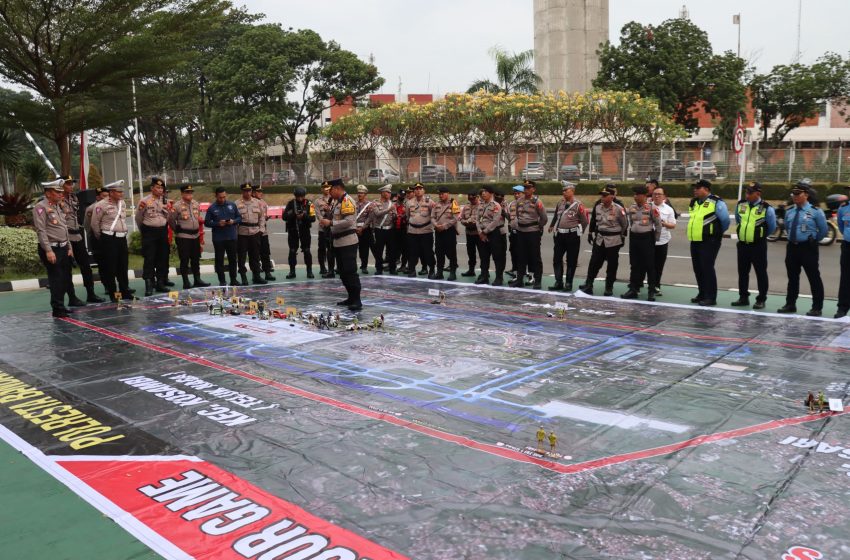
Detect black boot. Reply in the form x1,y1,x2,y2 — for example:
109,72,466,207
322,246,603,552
163,278,175,287
286,268,296,279
508,278,525,288
154,281,169,293
621,289,638,299
603,283,614,297
68,293,87,307
306,268,315,279
194,275,210,288
578,282,593,295
492,271,504,286
447,268,457,281
265,271,276,281
474,274,489,285
182,274,193,290
549,280,564,291
565,268,576,292
240,272,249,286
86,285,105,303
433,268,444,280
217,274,226,286
230,275,242,287
461,268,476,277
144,279,154,297
252,274,268,285
427,267,437,280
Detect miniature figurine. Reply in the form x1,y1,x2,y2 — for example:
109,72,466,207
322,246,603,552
818,391,825,413
806,392,815,412
548,431,557,452
536,426,546,451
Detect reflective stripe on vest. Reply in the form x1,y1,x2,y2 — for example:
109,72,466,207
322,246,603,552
687,197,718,242
736,201,768,243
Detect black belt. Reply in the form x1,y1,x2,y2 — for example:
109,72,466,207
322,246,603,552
518,221,539,227
332,229,355,239
68,228,81,235
241,222,259,227
630,231,653,237
599,231,623,236
408,222,431,229
174,226,199,235
142,224,166,229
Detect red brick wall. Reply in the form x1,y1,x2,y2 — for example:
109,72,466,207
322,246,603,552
329,96,355,123
369,94,396,106
407,94,433,105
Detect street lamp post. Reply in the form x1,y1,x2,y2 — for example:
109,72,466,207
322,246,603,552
733,14,741,58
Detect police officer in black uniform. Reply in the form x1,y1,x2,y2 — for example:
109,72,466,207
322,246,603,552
282,186,316,278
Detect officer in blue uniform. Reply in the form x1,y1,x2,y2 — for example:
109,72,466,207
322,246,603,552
777,183,828,316
686,179,730,306
204,186,242,286
834,186,850,318
731,181,776,310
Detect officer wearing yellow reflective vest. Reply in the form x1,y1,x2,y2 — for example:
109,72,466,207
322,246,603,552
687,179,730,306
732,181,776,310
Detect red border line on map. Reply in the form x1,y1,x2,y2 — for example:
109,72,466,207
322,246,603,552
62,317,846,475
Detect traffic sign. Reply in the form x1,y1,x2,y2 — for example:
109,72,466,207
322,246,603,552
732,115,745,154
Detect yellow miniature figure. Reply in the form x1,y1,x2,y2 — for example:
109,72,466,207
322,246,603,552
548,431,557,452
536,426,546,451
818,391,825,413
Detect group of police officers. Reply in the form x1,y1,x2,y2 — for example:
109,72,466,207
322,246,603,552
34,174,850,320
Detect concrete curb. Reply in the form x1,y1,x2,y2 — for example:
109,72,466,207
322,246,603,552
0,265,218,293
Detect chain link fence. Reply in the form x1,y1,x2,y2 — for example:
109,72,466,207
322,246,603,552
157,145,850,187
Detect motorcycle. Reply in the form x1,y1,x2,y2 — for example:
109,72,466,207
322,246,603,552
766,200,840,246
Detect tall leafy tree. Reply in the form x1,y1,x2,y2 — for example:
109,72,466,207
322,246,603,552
0,0,232,174
467,47,540,94
0,128,23,193
594,18,748,135
750,53,850,144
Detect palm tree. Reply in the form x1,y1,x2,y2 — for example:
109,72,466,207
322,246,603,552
0,129,23,195
467,47,541,94
17,158,49,194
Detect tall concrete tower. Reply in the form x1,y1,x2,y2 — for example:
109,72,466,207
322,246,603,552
534,0,609,93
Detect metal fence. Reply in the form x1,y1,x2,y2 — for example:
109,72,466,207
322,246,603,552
156,146,850,187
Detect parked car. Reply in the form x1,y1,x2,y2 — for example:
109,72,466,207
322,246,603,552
260,173,274,187
456,166,486,181
684,160,718,180
366,168,400,184
420,164,454,182
649,159,686,180
520,162,548,180
558,165,581,181
274,169,298,184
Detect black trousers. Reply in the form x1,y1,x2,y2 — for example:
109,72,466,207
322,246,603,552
393,228,407,269
406,232,435,272
736,240,769,301
478,231,506,277
260,234,273,273
335,244,361,304
785,241,824,309
238,233,262,276
318,229,334,272
464,231,478,270
838,241,850,312
287,227,312,269
213,239,238,280
176,236,201,276
39,245,70,312
435,229,458,271
585,241,622,287
553,232,580,284
508,231,518,271
140,225,169,282
515,230,543,281
690,238,722,301
358,228,373,269
654,243,669,287
628,232,657,291
372,229,394,273
99,235,129,296
69,238,95,291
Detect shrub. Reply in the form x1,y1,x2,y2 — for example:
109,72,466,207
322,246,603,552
0,226,42,275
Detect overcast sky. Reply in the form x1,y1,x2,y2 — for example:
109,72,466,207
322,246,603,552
242,0,848,95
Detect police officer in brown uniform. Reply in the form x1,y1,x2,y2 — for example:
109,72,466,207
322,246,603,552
475,185,506,286
91,181,132,302
169,184,210,290
319,178,362,311
315,182,335,278
548,182,588,291
368,185,395,275
135,177,171,296
252,184,276,281
354,185,374,273
405,182,437,279
34,179,75,317
58,175,104,303
510,182,548,289
621,184,662,301
235,182,267,285
579,186,628,296
459,190,480,277
432,186,460,280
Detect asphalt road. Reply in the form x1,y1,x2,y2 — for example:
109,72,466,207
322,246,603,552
197,217,842,298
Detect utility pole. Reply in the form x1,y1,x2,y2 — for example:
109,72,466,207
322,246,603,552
732,14,741,58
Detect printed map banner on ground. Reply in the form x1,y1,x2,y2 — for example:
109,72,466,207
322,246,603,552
0,276,848,559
